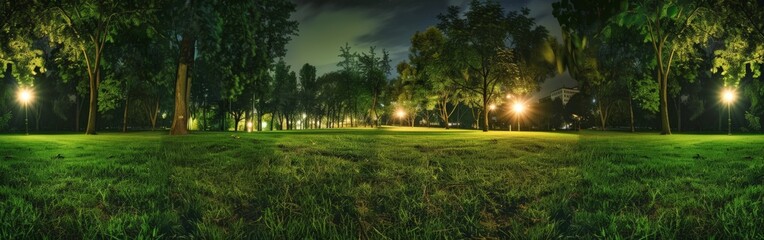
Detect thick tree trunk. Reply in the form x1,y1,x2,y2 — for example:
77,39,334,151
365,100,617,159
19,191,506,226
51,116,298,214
170,33,195,135
659,76,671,135
85,69,99,135
257,111,262,131
233,112,241,132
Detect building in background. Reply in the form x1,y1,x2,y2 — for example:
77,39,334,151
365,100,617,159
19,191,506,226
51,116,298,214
542,86,579,105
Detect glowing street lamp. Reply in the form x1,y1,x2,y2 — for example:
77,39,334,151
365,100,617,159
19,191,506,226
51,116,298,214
396,109,406,126
513,102,526,131
17,88,33,135
722,88,736,135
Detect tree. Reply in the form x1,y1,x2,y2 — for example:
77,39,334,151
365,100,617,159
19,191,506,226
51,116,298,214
271,60,298,130
615,0,718,134
298,63,317,129
359,47,391,127
38,0,150,134
166,0,297,135
409,27,460,129
437,0,520,132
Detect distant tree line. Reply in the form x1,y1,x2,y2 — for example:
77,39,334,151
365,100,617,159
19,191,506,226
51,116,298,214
2,0,763,134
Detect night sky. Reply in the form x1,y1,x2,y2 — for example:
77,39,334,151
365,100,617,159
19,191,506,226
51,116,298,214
285,0,577,99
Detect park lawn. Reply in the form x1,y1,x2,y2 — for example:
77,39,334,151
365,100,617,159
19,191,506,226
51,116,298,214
0,128,762,238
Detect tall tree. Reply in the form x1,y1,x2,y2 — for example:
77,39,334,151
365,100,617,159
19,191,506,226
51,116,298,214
437,0,518,132
614,0,718,134
409,27,461,129
359,47,391,127
167,0,297,135
39,0,148,134
299,63,317,128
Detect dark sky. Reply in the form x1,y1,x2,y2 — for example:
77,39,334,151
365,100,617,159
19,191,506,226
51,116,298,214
284,0,577,99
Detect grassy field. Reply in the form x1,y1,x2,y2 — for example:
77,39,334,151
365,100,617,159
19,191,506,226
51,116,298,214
0,128,762,238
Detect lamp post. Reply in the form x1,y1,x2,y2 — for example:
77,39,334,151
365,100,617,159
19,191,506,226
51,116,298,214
722,88,736,135
17,88,33,135
513,102,525,131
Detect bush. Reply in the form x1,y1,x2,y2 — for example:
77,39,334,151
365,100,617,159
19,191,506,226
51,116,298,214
744,111,761,132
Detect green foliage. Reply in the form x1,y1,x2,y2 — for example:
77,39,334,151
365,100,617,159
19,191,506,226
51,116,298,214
0,38,44,85
437,0,554,131
97,77,122,112
712,35,764,87
0,111,10,131
745,111,762,131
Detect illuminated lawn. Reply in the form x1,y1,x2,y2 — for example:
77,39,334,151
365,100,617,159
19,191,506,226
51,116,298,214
0,128,762,238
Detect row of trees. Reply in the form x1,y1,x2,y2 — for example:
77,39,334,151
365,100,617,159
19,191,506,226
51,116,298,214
386,0,764,134
553,0,764,134
3,0,763,134
1,0,298,135
388,1,559,131
3,0,554,134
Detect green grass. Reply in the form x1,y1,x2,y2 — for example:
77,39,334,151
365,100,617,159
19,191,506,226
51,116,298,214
0,128,762,238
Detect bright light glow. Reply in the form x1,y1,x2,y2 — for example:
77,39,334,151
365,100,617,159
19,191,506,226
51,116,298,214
489,104,496,111
513,102,525,114
396,109,406,118
506,94,512,99
723,89,736,103
261,122,268,128
302,113,307,119
246,121,253,128
17,88,33,104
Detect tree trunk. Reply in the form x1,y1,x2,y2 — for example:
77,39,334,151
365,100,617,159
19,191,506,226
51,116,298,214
443,103,450,130
122,94,129,132
170,33,195,135
270,112,275,131
659,76,671,135
85,66,99,135
371,94,379,127
482,85,489,132
629,96,635,133
233,112,241,132
257,111,262,131
151,99,159,130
